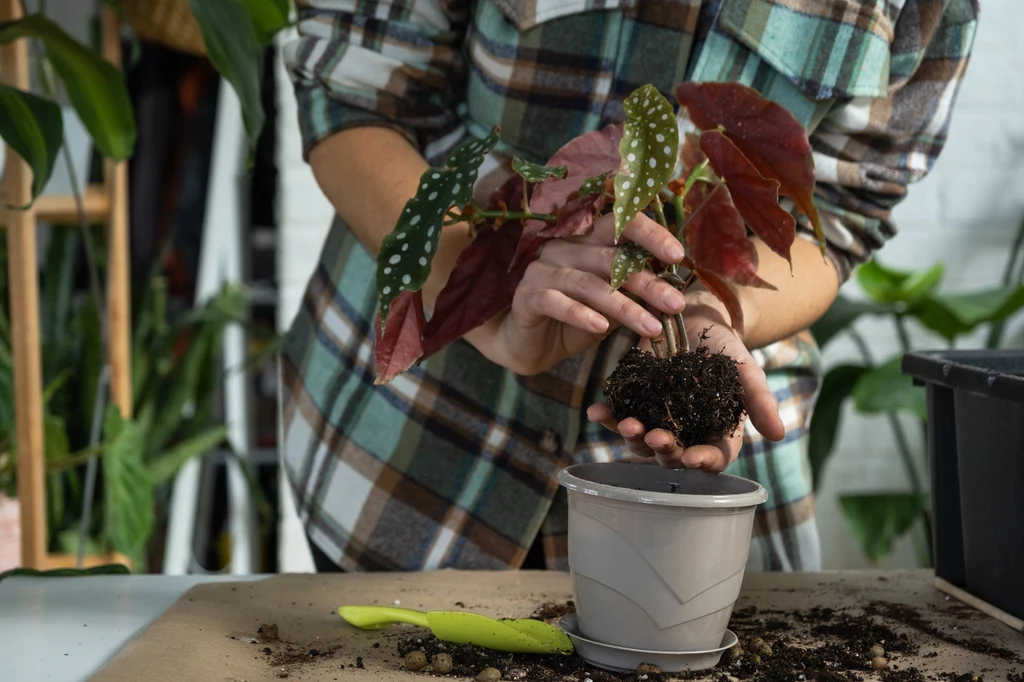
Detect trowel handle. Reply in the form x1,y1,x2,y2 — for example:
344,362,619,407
338,605,431,630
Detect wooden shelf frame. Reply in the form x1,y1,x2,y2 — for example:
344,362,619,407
0,1,132,570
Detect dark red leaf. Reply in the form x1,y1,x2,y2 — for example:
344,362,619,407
676,82,823,252
509,230,549,272
421,219,536,357
684,178,775,290
699,130,796,264
525,123,622,234
693,267,745,336
536,192,608,238
374,290,426,384
680,132,705,174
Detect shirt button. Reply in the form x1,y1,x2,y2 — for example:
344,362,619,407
539,429,560,454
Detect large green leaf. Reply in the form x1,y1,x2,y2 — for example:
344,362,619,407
856,260,944,305
915,286,1024,342
187,0,265,147
147,425,228,485
240,0,291,44
101,406,154,557
0,14,135,160
852,357,927,420
377,127,501,327
839,493,929,563
0,83,62,202
613,85,678,241
808,364,868,491
810,295,888,348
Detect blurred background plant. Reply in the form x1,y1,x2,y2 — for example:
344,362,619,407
0,229,276,569
809,216,1024,567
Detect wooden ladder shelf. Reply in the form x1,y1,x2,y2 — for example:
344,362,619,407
0,1,132,570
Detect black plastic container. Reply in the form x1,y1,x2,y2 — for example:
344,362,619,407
902,350,1024,622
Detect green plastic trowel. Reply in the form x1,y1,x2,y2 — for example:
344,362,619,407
337,605,574,655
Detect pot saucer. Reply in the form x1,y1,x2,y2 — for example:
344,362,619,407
556,615,737,673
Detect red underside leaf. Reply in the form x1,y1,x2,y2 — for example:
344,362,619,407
684,177,775,290
536,192,609,238
374,289,426,384
692,266,745,336
699,130,796,265
525,123,622,235
675,82,823,252
420,173,543,356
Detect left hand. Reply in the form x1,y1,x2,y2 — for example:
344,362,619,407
586,290,785,472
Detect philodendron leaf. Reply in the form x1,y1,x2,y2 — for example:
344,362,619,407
512,156,567,183
857,260,944,305
102,406,154,558
0,84,62,203
613,85,678,241
610,243,654,290
0,14,135,160
839,492,929,563
853,357,927,420
378,126,500,328
187,0,264,147
579,171,612,197
915,285,1024,341
811,295,888,348
808,364,868,491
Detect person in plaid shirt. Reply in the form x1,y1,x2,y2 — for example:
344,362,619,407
279,0,979,573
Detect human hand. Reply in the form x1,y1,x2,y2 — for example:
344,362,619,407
587,291,785,472
493,212,687,375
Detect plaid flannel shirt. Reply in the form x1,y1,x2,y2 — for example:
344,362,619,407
279,0,978,572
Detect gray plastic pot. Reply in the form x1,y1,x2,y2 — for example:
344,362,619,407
557,462,767,652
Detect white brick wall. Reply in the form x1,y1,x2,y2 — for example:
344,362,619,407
274,4,1022,570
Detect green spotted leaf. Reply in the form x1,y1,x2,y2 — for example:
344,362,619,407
613,85,678,241
512,156,567,183
579,171,613,197
610,242,654,290
377,126,500,328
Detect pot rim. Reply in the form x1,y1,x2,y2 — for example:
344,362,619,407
557,462,768,508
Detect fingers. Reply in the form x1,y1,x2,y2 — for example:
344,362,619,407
735,358,785,442
587,406,742,473
539,241,686,316
584,212,685,266
515,260,665,338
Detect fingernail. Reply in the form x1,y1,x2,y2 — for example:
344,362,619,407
591,314,609,332
643,314,663,335
665,242,684,262
663,288,685,311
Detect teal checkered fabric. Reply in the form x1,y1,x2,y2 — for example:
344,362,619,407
279,0,978,571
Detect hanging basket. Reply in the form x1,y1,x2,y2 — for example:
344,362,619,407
121,0,207,57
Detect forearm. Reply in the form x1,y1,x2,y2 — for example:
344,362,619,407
307,127,475,312
688,236,840,350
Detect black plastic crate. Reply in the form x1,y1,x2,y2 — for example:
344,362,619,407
902,350,1024,626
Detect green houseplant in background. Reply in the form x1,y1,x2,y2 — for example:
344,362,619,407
0,230,276,568
0,0,289,568
809,218,1024,566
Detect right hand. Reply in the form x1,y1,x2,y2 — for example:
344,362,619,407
489,211,688,375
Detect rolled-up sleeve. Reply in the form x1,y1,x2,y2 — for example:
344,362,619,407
282,0,470,160
804,0,979,283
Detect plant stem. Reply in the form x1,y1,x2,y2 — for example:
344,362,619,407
672,194,686,239
663,316,679,355
652,195,668,230
894,314,913,354
651,337,668,358
680,181,723,234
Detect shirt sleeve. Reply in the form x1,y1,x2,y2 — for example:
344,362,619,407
802,0,980,283
281,0,470,160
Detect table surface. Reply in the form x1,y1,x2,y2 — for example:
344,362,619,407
3,571,1022,682
0,573,265,682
